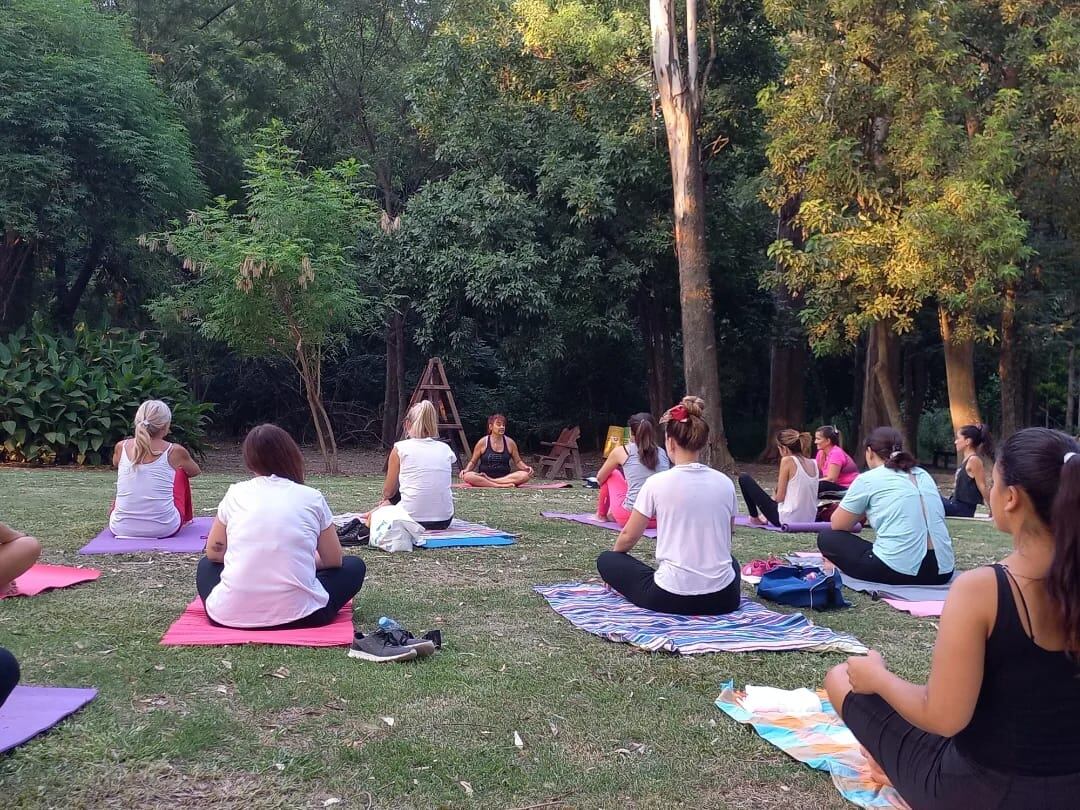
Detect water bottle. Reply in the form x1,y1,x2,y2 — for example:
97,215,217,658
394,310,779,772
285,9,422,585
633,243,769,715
378,616,403,632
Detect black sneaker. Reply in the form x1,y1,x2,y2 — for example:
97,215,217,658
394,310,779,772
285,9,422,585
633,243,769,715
583,476,600,489
348,632,418,662
337,519,370,546
378,627,437,658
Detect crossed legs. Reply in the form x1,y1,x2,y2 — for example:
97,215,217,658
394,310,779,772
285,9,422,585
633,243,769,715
0,522,42,596
461,470,532,488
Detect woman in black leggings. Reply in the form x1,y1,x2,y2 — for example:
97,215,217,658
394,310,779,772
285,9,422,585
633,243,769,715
0,647,19,709
824,428,1080,809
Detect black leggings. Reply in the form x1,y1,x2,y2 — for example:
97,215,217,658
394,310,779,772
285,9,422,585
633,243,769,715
817,529,952,585
941,497,978,518
818,480,849,496
196,555,366,629
0,647,19,710
738,473,780,526
842,692,1080,809
388,492,453,530
596,550,742,615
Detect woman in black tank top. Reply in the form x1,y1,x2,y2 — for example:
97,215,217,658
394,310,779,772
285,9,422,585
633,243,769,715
823,428,1080,809
460,413,534,488
941,423,991,518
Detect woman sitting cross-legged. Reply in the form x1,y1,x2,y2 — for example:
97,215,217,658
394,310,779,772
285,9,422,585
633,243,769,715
595,412,670,528
815,424,859,495
596,396,741,616
941,422,992,518
737,429,819,528
817,427,954,586
0,520,42,597
0,647,18,711
460,413,533,488
824,428,1080,809
197,424,365,629
110,399,201,539
378,400,457,530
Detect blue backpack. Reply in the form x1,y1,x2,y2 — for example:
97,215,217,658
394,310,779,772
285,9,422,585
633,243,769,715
756,565,849,611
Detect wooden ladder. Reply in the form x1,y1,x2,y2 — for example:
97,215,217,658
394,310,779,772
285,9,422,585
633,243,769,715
408,358,470,461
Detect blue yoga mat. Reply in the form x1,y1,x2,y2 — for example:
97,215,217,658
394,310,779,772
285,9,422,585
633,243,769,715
422,536,515,549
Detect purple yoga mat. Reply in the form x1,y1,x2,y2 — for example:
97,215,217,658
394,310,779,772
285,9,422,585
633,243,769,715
0,685,97,754
78,516,213,555
733,516,862,533
540,512,658,538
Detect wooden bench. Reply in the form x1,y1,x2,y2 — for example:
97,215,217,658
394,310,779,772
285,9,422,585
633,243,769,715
932,448,957,469
538,426,583,480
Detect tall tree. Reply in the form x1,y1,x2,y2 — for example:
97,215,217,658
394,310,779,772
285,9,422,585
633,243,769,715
649,0,733,466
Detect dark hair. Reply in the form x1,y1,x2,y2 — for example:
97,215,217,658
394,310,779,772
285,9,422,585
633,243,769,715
242,424,306,484
816,424,843,448
487,413,506,434
629,412,661,470
661,395,709,452
865,426,917,473
777,428,812,457
959,423,994,458
997,428,1080,658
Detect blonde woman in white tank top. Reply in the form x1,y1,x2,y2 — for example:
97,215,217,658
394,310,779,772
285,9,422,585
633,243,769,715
737,429,820,528
109,400,201,538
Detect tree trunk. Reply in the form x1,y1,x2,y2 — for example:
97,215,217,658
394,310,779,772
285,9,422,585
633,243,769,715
53,236,105,331
650,0,733,468
861,321,905,444
939,308,982,431
850,332,866,451
758,341,807,462
639,284,675,417
294,344,339,474
381,309,407,449
999,285,1023,439
1068,343,1077,435
0,231,35,334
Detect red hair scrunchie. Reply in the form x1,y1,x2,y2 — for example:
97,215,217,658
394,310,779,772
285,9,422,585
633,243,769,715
668,405,689,423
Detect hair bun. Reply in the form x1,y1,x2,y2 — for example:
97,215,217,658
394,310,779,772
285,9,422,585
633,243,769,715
681,396,705,419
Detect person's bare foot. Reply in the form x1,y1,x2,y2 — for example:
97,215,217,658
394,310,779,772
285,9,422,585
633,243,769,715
748,515,768,526
1,581,19,598
860,746,893,787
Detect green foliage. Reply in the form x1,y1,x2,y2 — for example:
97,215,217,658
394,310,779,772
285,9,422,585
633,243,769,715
0,317,210,464
149,122,381,360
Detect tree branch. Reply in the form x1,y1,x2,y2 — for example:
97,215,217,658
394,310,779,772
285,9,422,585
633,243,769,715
197,0,242,31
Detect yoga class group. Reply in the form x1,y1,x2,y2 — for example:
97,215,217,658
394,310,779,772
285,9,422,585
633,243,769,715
2,394,1079,807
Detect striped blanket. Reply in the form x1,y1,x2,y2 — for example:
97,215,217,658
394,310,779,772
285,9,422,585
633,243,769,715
534,582,866,655
716,684,909,808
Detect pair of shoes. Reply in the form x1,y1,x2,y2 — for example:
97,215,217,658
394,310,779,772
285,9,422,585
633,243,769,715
348,628,437,662
583,476,600,489
741,555,786,578
337,518,370,547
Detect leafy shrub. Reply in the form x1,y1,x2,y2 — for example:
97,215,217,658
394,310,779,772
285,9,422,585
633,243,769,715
917,408,956,462
0,318,211,464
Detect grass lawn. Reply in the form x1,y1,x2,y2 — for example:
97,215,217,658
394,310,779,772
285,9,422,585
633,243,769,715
0,468,1009,809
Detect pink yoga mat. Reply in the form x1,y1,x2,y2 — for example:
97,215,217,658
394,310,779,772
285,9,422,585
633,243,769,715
1,564,100,599
160,599,354,647
540,512,658,538
455,481,571,489
78,516,212,555
0,685,97,754
882,598,944,617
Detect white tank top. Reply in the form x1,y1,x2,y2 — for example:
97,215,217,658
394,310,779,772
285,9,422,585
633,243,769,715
109,442,181,538
778,456,819,525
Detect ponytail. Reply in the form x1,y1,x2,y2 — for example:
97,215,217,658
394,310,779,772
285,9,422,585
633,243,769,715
866,426,917,473
1000,429,1080,659
629,412,660,470
776,428,812,457
131,400,172,464
817,424,843,449
959,423,995,459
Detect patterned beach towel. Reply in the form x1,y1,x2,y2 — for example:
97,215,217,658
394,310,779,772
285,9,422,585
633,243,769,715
534,582,866,655
715,684,910,809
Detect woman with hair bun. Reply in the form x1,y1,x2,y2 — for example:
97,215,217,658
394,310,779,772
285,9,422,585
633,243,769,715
595,412,670,528
941,423,992,517
824,428,1080,807
737,429,819,528
109,399,201,538
817,427,954,585
596,396,742,616
815,425,859,495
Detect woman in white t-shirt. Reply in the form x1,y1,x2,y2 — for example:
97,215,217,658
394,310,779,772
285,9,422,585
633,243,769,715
110,400,201,539
737,429,819,528
376,400,457,529
197,424,365,629
597,396,742,615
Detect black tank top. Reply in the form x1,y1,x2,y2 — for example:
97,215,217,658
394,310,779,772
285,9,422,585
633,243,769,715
953,457,983,506
954,564,1080,776
477,436,512,478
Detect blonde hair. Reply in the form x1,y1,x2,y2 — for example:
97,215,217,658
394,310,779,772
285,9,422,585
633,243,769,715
405,400,439,439
132,400,172,464
660,395,710,452
777,429,812,457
